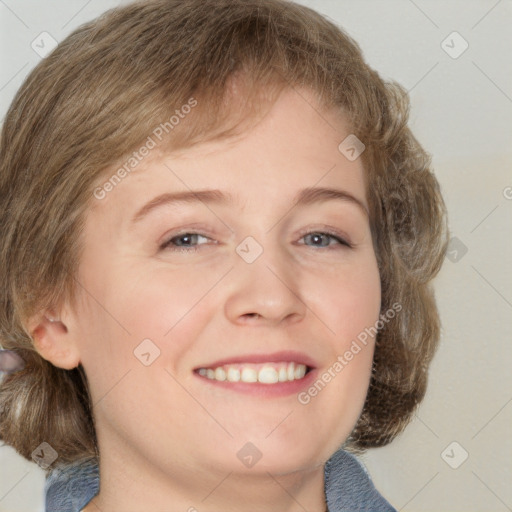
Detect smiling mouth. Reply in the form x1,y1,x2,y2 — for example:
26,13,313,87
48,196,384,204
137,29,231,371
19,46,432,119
195,362,312,384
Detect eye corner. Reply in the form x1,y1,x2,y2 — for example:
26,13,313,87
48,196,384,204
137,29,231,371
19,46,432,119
297,228,353,250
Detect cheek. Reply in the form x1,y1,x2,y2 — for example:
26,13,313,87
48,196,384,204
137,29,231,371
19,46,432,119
84,263,224,369
118,266,221,334
308,258,381,351
292,259,380,450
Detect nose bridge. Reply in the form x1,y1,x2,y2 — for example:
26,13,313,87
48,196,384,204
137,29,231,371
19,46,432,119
224,234,306,325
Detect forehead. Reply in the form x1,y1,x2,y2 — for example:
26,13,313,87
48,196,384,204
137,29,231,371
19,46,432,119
87,87,366,224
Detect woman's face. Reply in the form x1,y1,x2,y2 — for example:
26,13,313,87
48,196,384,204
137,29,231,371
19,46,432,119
72,87,380,481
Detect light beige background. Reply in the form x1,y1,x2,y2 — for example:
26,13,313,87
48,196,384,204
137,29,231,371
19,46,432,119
1,1,511,511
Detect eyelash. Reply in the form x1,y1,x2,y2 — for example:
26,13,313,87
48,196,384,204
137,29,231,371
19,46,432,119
160,229,352,252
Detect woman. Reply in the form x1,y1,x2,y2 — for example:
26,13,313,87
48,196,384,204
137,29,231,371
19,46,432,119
0,0,447,510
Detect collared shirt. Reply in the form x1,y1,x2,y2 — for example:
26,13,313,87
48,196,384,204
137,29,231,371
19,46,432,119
45,448,396,511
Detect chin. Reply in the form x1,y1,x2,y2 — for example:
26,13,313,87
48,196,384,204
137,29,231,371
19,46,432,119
221,433,332,476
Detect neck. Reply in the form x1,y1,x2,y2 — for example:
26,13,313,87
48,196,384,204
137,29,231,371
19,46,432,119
87,449,327,512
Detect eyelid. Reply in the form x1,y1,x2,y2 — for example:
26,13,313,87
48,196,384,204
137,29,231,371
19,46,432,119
159,225,354,251
160,231,214,250
157,223,218,247
295,226,353,248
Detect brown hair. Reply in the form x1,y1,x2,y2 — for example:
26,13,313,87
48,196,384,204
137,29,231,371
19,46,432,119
0,0,448,469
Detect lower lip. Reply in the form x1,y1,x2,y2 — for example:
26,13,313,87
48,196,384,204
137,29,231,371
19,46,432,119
193,368,318,397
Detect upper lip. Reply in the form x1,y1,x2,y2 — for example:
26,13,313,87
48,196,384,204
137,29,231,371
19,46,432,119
195,350,317,370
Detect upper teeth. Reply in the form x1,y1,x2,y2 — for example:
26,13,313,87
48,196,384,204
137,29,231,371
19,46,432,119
197,362,308,384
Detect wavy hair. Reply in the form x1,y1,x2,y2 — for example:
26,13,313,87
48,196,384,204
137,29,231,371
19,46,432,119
0,0,448,468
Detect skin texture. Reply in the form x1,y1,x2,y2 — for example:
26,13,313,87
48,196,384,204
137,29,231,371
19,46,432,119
31,87,381,512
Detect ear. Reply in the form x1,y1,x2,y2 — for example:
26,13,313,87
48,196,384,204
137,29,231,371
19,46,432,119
26,306,81,370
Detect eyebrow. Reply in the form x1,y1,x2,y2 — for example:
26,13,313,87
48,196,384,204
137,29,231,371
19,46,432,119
131,186,369,224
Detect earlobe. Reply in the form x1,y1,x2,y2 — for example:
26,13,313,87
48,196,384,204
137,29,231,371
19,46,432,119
27,310,81,370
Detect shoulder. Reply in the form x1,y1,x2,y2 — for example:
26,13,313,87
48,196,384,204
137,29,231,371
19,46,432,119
324,448,396,512
45,458,99,512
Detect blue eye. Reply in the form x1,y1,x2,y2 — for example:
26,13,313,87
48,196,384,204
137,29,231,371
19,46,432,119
300,231,351,249
160,230,351,252
160,232,211,251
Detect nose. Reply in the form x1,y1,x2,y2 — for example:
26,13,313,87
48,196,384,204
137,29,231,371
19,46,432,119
223,244,307,326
